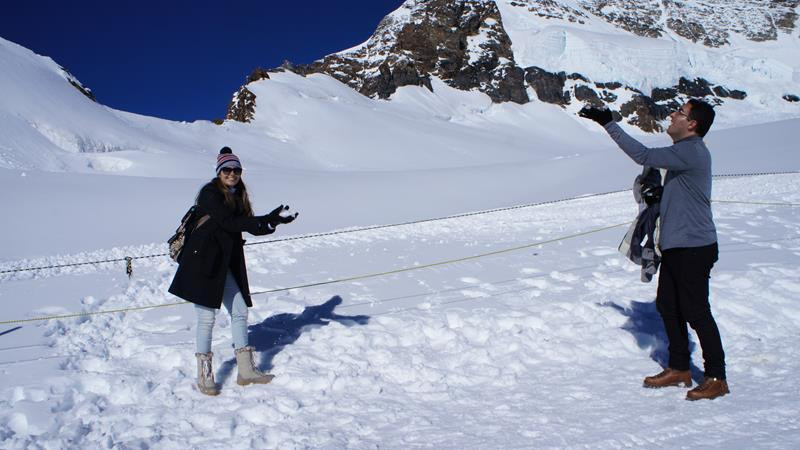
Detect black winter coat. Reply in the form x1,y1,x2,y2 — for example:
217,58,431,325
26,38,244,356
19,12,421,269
168,182,275,309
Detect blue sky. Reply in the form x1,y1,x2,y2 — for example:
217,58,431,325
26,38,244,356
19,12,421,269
1,0,406,121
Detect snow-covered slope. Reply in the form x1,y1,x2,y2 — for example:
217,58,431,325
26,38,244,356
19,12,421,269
0,35,597,175
1,6,800,447
1,34,798,261
495,0,800,124
2,173,798,447
285,0,799,133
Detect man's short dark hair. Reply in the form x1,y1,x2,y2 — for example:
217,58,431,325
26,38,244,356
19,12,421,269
687,98,715,137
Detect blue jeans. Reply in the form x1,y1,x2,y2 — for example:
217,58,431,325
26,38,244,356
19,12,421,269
195,271,249,353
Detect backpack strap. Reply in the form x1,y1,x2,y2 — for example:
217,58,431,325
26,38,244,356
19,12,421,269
195,214,211,230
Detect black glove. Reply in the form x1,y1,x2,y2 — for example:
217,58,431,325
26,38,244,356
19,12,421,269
578,105,613,126
278,211,298,224
265,204,299,226
265,204,287,226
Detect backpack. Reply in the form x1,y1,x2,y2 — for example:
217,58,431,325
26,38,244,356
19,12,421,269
167,206,210,262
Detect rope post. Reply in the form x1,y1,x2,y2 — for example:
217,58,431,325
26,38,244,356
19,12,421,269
125,256,133,278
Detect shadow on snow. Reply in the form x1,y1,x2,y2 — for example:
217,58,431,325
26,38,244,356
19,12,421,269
602,299,702,381
216,295,369,384
0,326,22,338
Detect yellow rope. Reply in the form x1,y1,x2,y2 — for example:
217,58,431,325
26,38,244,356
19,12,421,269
0,302,188,326
712,199,800,207
248,221,630,295
3,174,796,277
5,196,799,325
0,222,629,325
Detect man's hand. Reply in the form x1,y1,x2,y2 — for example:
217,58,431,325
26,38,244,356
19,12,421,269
578,105,613,126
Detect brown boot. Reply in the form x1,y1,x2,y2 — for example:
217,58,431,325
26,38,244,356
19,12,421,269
686,377,729,401
643,368,692,388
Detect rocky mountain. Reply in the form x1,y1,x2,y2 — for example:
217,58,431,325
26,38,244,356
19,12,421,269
530,0,799,46
228,0,800,132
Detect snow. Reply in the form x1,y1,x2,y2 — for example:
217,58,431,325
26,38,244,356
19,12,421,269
494,0,800,126
2,174,799,447
2,17,800,448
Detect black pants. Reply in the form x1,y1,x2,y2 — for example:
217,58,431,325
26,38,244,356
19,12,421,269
656,242,726,379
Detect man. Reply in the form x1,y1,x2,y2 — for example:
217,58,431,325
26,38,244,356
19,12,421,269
579,99,728,401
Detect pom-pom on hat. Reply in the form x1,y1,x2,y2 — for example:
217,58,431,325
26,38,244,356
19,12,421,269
216,146,242,174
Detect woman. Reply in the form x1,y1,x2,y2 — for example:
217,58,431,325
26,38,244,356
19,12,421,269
169,146,297,396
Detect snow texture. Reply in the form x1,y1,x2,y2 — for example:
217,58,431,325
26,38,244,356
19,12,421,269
1,17,800,448
2,174,799,447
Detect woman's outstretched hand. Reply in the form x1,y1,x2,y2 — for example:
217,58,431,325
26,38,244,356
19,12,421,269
265,204,298,226
279,211,299,224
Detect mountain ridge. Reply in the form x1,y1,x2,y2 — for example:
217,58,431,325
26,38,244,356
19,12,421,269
227,0,800,132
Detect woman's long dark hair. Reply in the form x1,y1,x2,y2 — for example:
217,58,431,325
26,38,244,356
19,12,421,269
199,177,254,217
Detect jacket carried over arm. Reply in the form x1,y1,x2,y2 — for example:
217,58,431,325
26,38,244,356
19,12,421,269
169,182,275,309
603,122,717,250
618,167,662,282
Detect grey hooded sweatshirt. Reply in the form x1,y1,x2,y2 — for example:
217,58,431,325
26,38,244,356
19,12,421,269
603,122,717,250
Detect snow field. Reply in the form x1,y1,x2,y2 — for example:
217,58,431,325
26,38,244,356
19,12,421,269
2,174,799,447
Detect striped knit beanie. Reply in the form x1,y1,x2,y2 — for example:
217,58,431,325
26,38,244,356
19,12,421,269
216,146,242,173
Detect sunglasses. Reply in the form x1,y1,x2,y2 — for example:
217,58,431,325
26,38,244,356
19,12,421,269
220,167,242,175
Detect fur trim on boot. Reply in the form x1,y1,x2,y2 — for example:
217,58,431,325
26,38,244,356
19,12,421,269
235,346,274,386
195,352,220,396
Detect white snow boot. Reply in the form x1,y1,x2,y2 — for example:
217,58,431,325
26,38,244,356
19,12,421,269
195,352,220,396
235,346,274,386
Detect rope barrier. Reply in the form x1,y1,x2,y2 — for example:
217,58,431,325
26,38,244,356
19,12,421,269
237,170,797,249
249,222,629,295
2,226,790,362
711,200,800,207
0,302,188,326
3,169,797,277
1,221,797,328
711,170,799,178
0,221,629,325
0,265,628,366
0,189,630,276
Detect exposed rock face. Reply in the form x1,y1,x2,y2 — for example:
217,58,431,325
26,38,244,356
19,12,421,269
60,66,96,102
651,87,678,102
506,0,800,47
677,77,713,98
619,94,673,133
554,0,800,47
68,79,96,102
360,59,433,100
713,86,746,100
663,0,800,46
293,0,528,104
526,68,747,132
581,0,663,39
525,67,568,105
224,0,794,131
226,86,256,123
595,82,622,90
511,0,587,24
247,68,271,84
574,84,603,107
